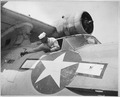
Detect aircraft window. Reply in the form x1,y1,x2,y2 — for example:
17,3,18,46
66,35,101,49
85,35,101,44
57,39,63,49
66,35,88,49
20,59,40,70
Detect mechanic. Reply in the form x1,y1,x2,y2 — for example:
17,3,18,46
20,32,60,56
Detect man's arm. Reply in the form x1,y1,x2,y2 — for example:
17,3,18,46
50,40,60,52
50,46,60,52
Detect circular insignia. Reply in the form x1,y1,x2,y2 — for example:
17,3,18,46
31,50,82,94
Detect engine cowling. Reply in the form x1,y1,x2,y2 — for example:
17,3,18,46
52,11,94,38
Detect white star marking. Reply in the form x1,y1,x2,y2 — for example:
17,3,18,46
35,53,77,87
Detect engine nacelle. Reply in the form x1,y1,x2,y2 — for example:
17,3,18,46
52,11,94,38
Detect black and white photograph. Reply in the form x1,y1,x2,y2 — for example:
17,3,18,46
1,0,119,96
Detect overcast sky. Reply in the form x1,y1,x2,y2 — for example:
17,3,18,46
4,1,119,43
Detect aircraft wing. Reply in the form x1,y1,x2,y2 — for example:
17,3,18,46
1,5,56,37
1,2,57,50
1,34,118,96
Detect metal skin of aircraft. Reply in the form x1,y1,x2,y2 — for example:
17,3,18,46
1,2,118,96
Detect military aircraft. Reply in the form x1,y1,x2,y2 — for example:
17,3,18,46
1,1,118,96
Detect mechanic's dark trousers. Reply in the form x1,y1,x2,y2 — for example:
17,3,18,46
27,43,50,53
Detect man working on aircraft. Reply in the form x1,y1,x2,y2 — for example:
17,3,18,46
20,32,60,56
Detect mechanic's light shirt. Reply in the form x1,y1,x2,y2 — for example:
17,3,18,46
47,38,60,48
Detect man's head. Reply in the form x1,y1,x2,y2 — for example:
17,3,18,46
38,32,48,43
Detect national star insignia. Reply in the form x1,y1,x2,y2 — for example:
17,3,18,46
35,53,77,87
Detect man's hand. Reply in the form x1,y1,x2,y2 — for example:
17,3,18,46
50,46,60,52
